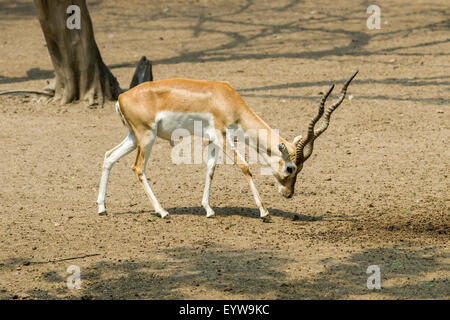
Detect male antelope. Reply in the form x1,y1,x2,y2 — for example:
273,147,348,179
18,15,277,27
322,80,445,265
96,71,358,219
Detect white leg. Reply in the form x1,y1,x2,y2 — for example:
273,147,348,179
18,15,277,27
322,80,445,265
226,135,270,219
135,130,169,218
202,141,218,218
97,131,137,214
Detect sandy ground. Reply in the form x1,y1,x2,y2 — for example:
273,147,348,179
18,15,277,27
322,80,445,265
0,0,449,299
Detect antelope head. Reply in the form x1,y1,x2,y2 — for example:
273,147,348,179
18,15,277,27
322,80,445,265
274,70,359,198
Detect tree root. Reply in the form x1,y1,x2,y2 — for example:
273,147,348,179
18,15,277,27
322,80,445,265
0,90,54,97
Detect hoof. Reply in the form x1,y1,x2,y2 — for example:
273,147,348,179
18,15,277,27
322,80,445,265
260,210,271,222
159,210,170,219
260,209,270,218
98,203,106,215
206,209,215,218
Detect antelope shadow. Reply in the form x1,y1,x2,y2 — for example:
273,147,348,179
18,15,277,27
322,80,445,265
113,206,322,222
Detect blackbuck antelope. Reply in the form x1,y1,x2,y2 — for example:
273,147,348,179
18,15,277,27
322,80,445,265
97,71,358,219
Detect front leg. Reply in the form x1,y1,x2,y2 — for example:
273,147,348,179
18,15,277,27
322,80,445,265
227,136,270,220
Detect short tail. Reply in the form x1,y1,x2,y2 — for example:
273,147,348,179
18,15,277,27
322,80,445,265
115,101,129,128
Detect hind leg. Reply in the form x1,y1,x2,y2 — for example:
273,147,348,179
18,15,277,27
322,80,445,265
97,131,137,214
201,130,223,218
201,141,219,218
132,129,168,218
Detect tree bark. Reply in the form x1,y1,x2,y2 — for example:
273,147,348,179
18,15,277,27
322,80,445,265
34,0,120,106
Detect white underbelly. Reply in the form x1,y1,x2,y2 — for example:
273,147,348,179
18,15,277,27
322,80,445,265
155,111,215,141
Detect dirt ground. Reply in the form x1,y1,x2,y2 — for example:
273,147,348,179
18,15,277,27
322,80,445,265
0,0,449,300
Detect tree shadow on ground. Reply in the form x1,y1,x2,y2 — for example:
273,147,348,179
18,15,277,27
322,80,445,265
2,0,449,98
0,1,36,20
273,246,450,299
109,1,449,65
0,68,54,85
238,75,450,104
0,0,104,20
2,244,447,299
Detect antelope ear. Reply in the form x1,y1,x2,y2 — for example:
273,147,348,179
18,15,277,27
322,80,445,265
293,135,302,146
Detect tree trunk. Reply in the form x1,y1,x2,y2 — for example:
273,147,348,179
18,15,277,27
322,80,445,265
34,0,120,106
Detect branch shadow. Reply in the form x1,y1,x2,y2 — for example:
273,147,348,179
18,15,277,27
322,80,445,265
0,1,36,20
0,68,54,85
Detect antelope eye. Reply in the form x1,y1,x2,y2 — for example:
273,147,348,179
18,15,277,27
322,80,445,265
286,166,293,174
